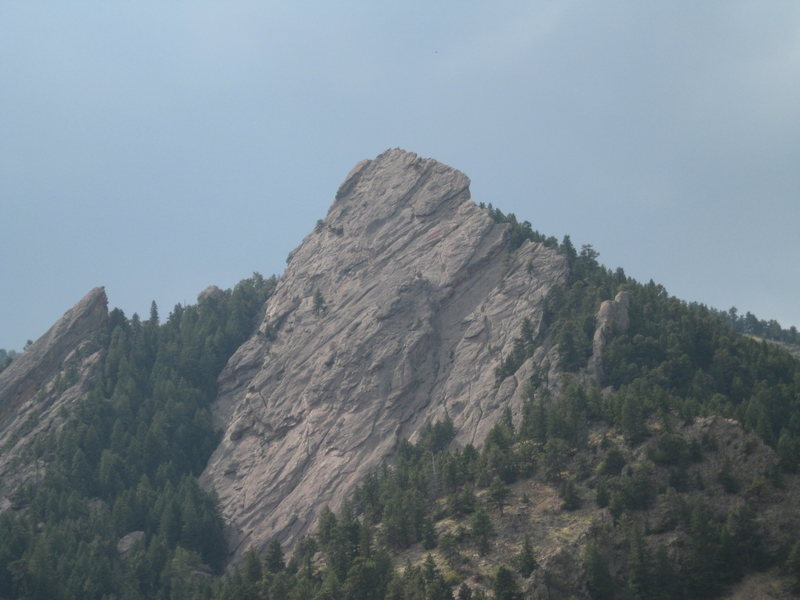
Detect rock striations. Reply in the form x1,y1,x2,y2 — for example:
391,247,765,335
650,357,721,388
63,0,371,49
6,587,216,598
0,287,108,510
201,149,567,556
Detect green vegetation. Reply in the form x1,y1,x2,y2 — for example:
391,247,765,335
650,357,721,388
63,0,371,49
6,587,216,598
0,348,18,374
485,205,800,596
2,202,800,599
314,289,327,316
0,273,275,600
715,305,800,346
481,203,559,252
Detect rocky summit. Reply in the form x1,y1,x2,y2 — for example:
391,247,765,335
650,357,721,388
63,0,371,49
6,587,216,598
200,149,567,556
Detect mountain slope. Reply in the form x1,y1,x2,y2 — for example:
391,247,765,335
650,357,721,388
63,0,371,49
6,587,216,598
201,149,567,556
0,287,108,510
0,276,274,600
2,150,799,600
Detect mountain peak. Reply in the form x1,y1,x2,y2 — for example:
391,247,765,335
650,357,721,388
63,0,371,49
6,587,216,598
0,286,107,409
0,286,108,510
333,148,470,217
282,150,477,297
202,150,567,557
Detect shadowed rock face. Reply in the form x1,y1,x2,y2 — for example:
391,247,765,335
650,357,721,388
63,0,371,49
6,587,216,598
201,149,567,557
0,287,108,510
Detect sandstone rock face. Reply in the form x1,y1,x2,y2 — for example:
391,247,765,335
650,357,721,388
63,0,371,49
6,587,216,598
201,149,567,556
0,287,108,510
588,290,630,382
117,531,146,560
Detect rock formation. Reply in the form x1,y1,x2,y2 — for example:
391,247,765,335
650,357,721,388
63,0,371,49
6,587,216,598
201,149,567,556
588,290,630,382
117,531,146,560
0,287,108,510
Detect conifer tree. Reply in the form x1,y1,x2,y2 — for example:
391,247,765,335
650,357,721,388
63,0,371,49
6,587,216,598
516,535,537,578
585,543,615,600
786,540,800,594
265,539,285,573
493,565,522,600
488,476,510,516
471,507,493,556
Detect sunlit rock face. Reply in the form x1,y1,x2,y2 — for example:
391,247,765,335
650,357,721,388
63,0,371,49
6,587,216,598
201,149,566,557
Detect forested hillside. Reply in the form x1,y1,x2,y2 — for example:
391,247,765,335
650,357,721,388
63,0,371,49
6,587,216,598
207,209,800,600
1,202,799,599
0,274,274,599
713,306,800,348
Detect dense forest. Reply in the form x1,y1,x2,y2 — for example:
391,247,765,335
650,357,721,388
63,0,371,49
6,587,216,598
1,206,799,599
0,274,275,600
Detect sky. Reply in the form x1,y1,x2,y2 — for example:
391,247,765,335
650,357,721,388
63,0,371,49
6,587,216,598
2,2,799,351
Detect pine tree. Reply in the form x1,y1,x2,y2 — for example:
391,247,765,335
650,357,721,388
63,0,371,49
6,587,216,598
786,540,800,593
313,290,327,316
493,565,522,600
516,535,537,577
558,478,581,510
457,582,473,600
422,554,453,600
264,539,286,573
585,543,615,600
651,545,678,600
149,300,159,325
489,476,510,516
471,507,493,556
620,394,647,444
242,547,263,585
625,525,653,599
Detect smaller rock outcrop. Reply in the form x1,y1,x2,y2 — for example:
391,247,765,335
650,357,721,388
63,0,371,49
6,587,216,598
199,285,225,302
588,291,630,382
0,287,108,511
117,531,146,560
0,287,107,412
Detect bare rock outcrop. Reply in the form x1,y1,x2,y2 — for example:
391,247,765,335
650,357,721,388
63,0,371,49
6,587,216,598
588,290,630,382
199,285,225,302
201,149,567,556
117,531,146,560
0,287,108,510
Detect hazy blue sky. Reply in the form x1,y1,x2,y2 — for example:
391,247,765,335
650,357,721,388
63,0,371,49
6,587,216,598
2,2,799,351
